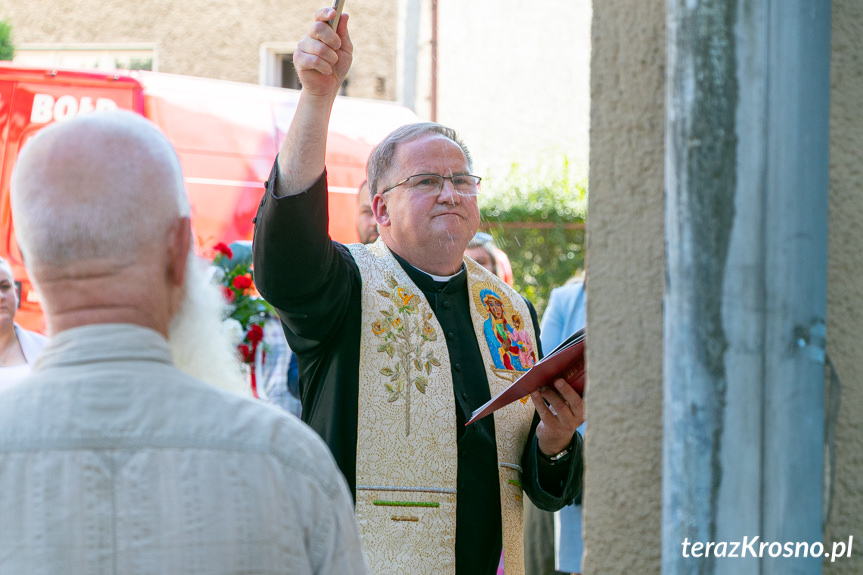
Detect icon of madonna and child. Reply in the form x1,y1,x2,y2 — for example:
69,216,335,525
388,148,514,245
478,288,537,373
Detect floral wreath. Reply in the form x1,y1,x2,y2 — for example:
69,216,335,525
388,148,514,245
211,241,274,397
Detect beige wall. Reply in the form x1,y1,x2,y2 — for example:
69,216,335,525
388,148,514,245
583,0,665,572
824,1,863,573
0,0,591,181
586,0,862,573
0,0,398,100
434,0,591,178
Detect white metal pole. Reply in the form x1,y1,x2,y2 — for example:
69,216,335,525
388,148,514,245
663,0,831,573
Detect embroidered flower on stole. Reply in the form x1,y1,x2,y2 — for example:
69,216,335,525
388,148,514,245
371,277,442,436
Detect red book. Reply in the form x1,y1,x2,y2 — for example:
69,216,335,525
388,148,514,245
467,329,585,425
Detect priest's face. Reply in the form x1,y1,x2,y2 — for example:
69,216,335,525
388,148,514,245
374,134,480,267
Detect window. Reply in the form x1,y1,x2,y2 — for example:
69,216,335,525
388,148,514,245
14,43,157,72
260,43,299,89
260,42,348,95
280,56,301,90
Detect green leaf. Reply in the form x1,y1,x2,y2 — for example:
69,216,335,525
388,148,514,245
377,290,392,298
428,356,441,367
425,361,432,374
385,345,395,358
414,376,427,393
413,358,423,371
380,367,394,377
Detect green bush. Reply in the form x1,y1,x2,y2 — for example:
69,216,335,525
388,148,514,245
0,21,13,61
479,159,587,317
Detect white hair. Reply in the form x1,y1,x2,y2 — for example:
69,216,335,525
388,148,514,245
10,111,190,268
169,253,248,396
366,122,472,197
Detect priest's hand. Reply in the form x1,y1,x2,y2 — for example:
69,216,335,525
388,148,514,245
276,6,353,195
293,6,353,99
531,378,585,457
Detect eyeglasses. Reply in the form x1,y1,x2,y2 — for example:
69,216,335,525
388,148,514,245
381,173,482,196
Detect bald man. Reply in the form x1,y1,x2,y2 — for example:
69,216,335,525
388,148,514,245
2,111,368,574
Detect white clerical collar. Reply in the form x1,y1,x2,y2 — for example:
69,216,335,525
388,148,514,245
388,246,465,283
427,269,463,282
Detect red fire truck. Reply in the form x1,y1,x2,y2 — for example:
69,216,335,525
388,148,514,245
0,65,418,331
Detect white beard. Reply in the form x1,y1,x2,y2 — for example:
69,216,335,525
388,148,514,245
168,254,249,396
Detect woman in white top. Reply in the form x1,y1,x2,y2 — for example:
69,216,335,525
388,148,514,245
0,256,47,387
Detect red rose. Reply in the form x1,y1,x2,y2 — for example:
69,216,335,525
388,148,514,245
213,242,233,259
237,343,252,363
221,285,235,303
232,275,252,290
246,324,264,344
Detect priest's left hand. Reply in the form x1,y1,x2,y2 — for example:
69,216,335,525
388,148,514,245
532,378,585,457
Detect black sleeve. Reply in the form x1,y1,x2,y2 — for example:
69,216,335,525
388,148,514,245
520,298,584,511
251,160,360,354
522,421,584,510
252,160,365,494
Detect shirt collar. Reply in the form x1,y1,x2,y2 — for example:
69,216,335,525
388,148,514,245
390,250,467,293
34,323,174,371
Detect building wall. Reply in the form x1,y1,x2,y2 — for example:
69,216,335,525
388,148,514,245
432,0,591,178
824,1,863,573
0,0,398,100
586,0,863,573
583,0,665,572
0,0,590,180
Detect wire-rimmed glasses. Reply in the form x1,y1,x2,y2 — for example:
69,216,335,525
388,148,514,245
381,173,482,197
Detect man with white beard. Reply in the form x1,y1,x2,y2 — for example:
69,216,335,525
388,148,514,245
0,110,368,574
169,252,248,394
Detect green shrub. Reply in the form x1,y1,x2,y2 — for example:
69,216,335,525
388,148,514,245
0,21,13,61
479,159,587,317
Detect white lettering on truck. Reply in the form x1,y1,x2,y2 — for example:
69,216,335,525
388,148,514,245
30,93,118,124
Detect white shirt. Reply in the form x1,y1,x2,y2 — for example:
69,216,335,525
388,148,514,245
0,363,31,387
0,324,48,388
0,323,368,575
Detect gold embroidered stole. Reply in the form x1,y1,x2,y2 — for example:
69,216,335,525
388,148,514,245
347,240,537,575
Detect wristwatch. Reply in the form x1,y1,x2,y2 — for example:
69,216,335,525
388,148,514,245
540,446,571,464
